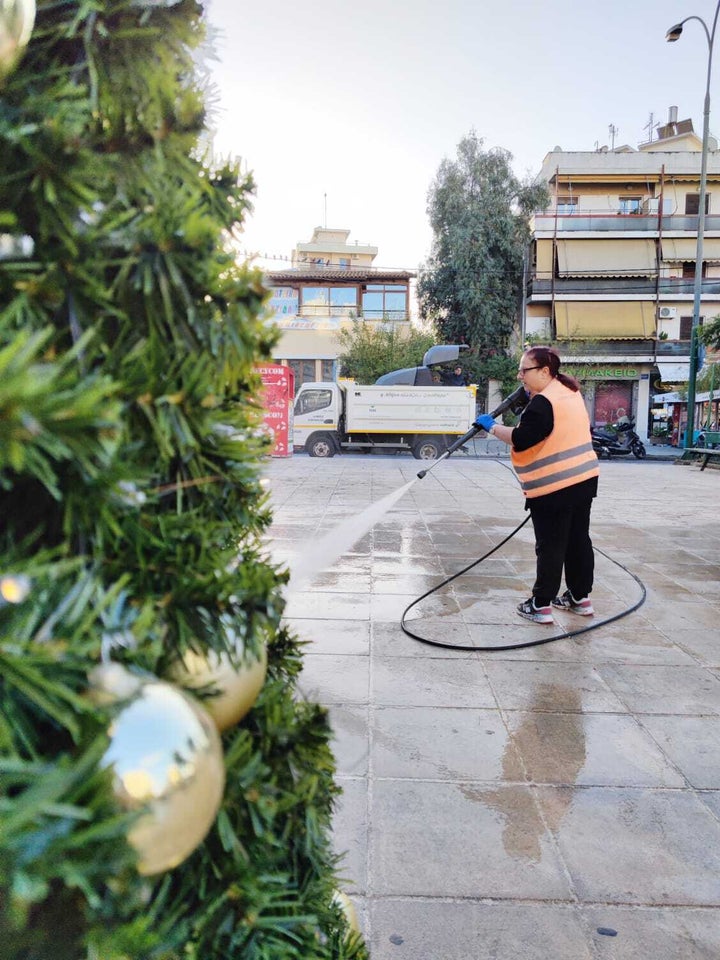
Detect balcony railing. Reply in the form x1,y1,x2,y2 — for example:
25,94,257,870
527,277,720,297
552,340,691,358
295,307,409,321
531,212,720,234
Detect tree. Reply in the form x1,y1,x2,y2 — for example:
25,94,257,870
0,2,365,958
699,315,720,350
336,319,437,383
417,132,549,389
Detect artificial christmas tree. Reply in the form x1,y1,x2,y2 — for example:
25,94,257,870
0,1,367,956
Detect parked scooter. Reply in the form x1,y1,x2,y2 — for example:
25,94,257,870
592,417,647,459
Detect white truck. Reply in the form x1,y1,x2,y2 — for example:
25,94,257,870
293,380,477,459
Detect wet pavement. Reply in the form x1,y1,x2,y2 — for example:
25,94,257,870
265,448,720,960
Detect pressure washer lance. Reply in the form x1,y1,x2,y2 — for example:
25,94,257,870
417,384,529,479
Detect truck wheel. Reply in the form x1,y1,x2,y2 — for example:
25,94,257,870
412,437,444,460
308,433,336,458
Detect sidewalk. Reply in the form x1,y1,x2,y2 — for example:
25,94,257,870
465,435,684,462
266,452,720,960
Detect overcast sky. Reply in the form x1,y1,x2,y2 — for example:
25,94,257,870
205,0,720,270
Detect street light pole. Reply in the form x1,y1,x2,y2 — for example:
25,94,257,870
667,3,720,448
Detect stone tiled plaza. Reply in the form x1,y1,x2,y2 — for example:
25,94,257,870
267,450,720,960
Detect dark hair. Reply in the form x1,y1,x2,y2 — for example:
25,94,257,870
525,345,580,392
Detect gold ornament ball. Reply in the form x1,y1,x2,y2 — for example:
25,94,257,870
0,0,36,79
332,889,360,934
167,638,267,732
89,663,226,876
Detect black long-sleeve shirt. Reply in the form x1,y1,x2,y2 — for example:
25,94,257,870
511,395,553,451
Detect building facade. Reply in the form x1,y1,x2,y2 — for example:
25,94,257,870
266,227,415,389
525,109,720,441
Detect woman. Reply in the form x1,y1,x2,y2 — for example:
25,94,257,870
475,346,599,625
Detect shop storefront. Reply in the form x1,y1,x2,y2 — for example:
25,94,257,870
563,362,652,438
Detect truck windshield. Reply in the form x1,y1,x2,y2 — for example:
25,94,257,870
295,389,333,415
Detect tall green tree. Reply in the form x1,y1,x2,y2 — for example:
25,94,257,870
418,132,548,387
336,319,437,383
699,315,720,350
0,2,365,958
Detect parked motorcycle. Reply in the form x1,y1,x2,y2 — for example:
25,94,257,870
592,418,647,459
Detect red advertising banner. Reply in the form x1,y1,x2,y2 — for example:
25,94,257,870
256,364,294,457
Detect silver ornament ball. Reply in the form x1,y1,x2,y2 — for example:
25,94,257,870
90,663,226,876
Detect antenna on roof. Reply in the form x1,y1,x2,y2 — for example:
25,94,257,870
323,193,327,228
644,112,655,142
609,124,618,149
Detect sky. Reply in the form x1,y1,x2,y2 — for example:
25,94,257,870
204,0,720,271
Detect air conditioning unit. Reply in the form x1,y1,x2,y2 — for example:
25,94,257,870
643,198,674,215
659,306,678,319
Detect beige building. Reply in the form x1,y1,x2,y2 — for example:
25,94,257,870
266,227,415,388
526,107,720,440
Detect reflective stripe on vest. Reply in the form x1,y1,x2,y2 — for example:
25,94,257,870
511,380,599,498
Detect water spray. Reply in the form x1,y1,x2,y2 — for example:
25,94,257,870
416,384,529,479
285,384,529,593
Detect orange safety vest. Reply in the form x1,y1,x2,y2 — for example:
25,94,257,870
510,378,599,499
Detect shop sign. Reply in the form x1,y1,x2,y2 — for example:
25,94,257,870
565,365,638,380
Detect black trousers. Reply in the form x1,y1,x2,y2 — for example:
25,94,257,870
527,480,596,607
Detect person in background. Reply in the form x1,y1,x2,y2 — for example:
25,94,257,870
475,345,599,625
443,364,467,386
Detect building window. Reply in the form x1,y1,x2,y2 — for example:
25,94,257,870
557,196,578,214
301,287,329,315
679,315,704,340
288,359,317,388
685,193,710,215
300,286,357,316
361,283,408,319
619,196,642,215
681,261,707,280
330,287,357,308
321,360,334,381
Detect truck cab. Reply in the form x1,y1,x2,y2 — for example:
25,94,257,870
293,384,341,458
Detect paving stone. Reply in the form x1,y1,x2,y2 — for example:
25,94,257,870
538,785,720,904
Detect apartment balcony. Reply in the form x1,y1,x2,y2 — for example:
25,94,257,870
527,277,720,298
553,340,691,359
531,212,720,235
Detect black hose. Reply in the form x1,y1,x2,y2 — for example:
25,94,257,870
401,462,647,652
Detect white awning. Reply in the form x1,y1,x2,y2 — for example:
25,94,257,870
661,237,720,262
656,360,690,382
556,239,656,277
555,301,655,338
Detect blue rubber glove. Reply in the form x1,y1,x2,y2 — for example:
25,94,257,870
474,413,496,433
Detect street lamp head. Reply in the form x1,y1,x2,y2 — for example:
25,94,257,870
666,23,684,41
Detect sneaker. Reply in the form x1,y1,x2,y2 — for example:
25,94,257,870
516,597,554,625
551,589,594,616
